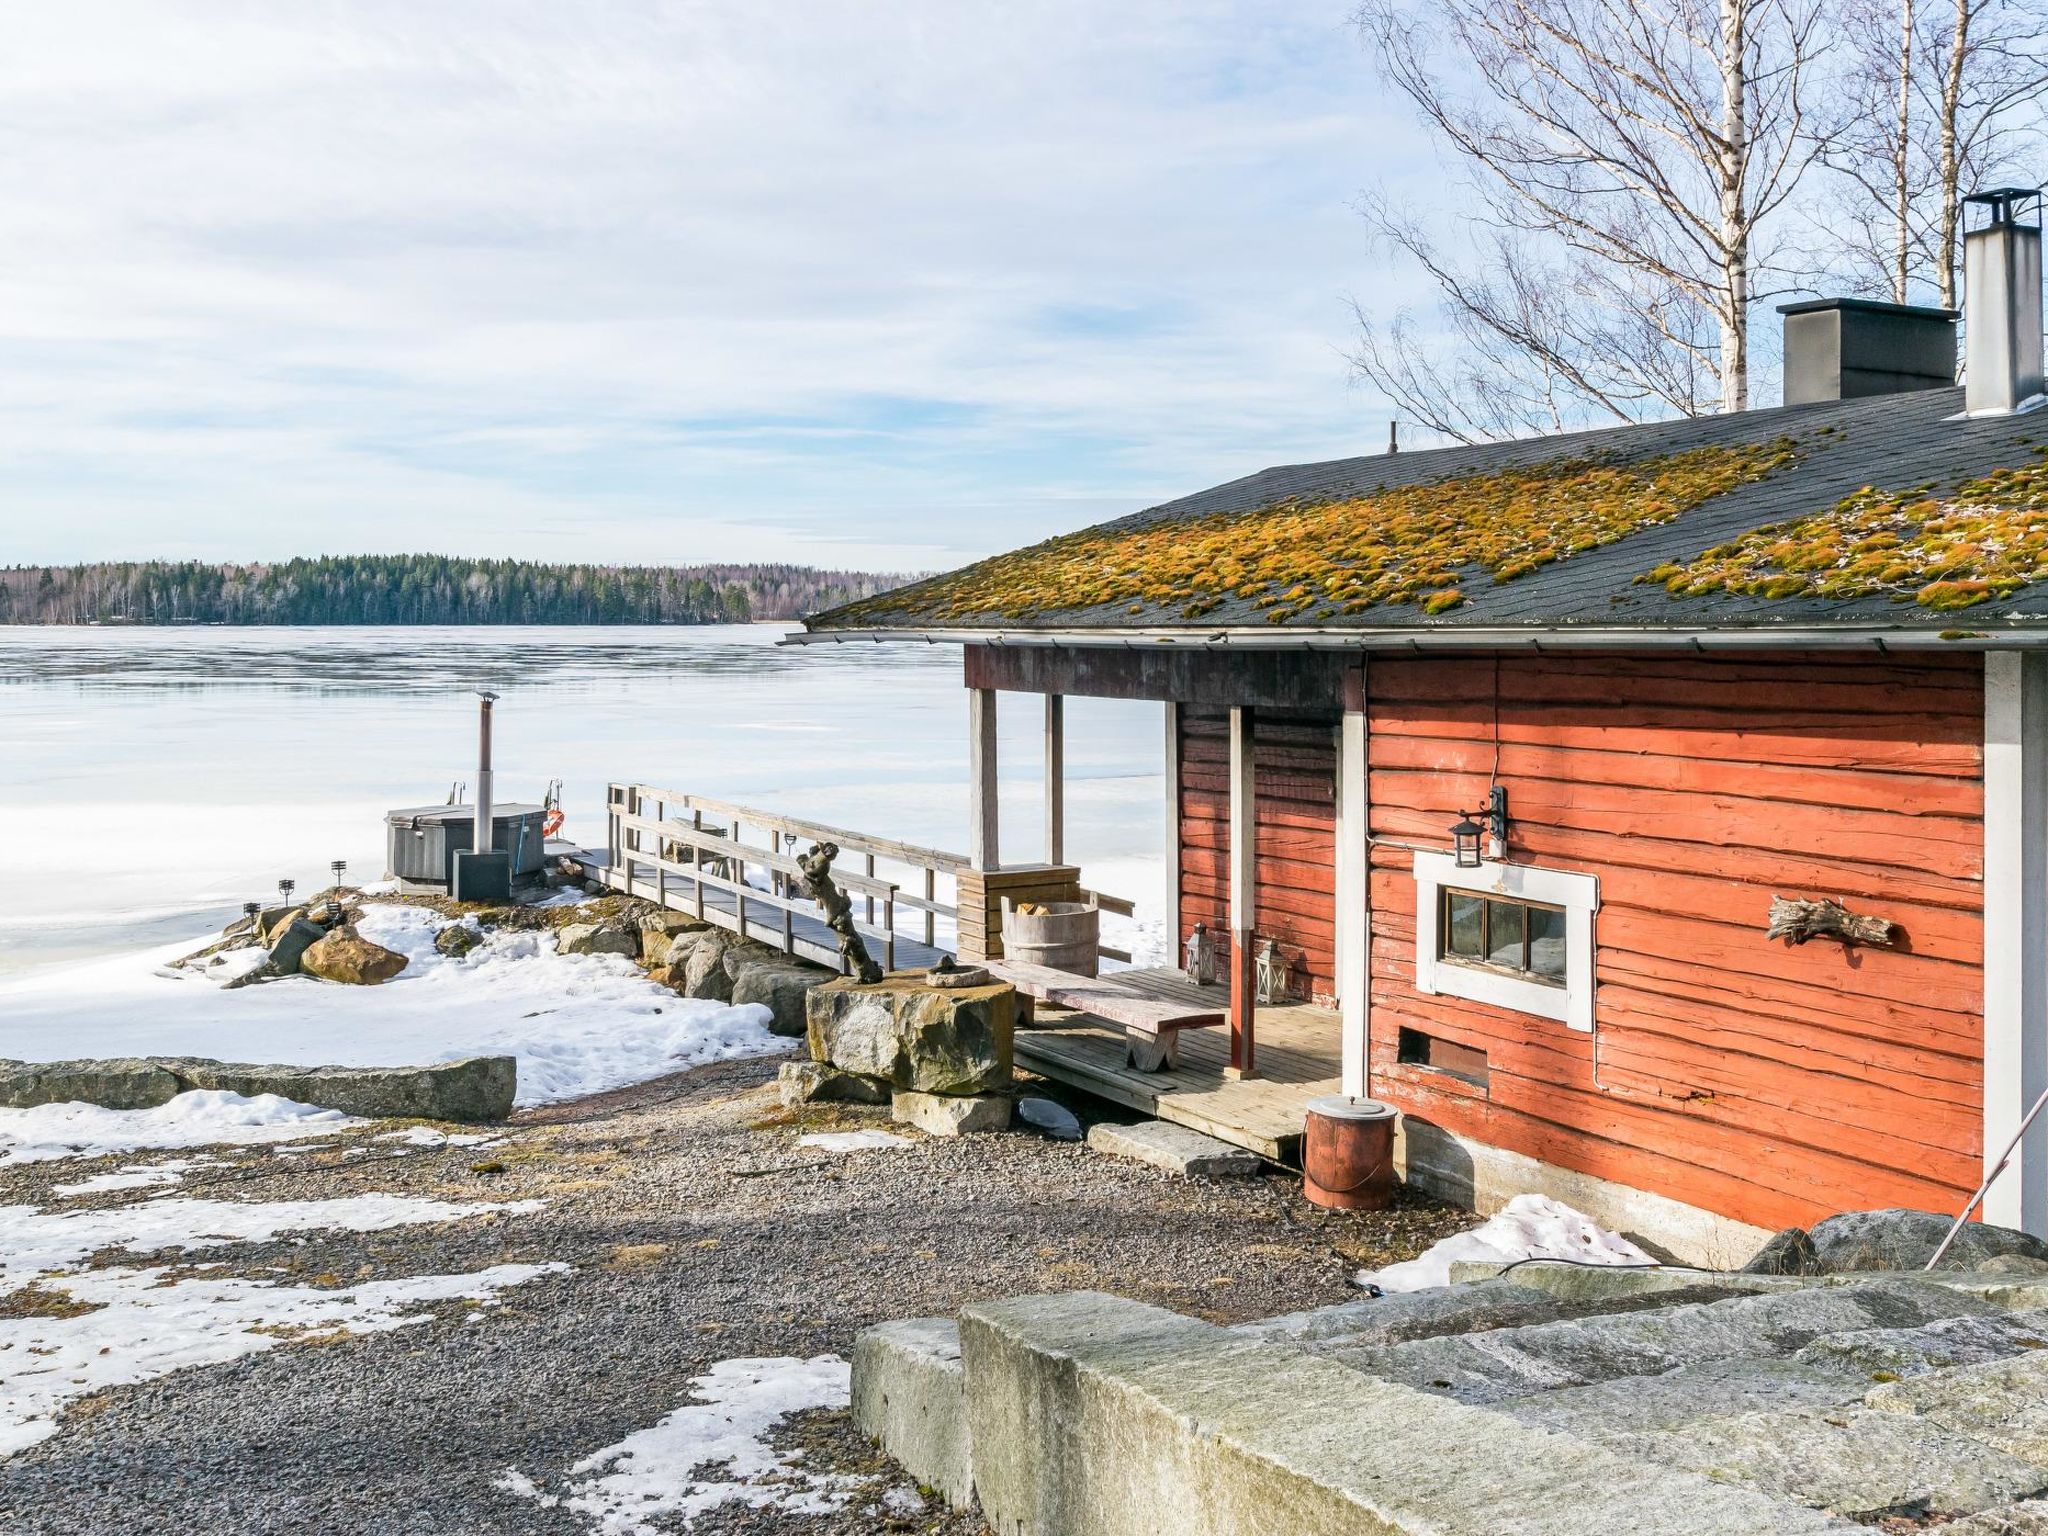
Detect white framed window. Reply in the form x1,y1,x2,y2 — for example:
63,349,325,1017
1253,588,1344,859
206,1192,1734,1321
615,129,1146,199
1413,851,1598,1031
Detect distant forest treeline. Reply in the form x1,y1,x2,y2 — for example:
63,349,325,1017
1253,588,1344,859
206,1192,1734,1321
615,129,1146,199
0,556,919,626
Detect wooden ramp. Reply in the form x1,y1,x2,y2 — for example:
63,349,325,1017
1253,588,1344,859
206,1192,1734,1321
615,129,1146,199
1013,966,1341,1164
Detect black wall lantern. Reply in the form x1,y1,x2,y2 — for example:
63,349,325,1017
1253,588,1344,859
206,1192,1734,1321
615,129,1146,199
1451,785,1509,869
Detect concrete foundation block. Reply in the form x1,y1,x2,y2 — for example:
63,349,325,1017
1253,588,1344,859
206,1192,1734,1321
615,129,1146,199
957,1289,1852,1536
1086,1120,1260,1178
851,1317,976,1512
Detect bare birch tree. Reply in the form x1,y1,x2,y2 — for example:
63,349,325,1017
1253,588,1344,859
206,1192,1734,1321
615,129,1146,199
1925,0,2047,306
1819,0,2045,306
1353,0,1827,435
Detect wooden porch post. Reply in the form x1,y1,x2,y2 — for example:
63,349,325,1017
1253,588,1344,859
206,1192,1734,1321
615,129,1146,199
1162,701,1182,961
1337,660,1370,1098
1044,693,1065,866
1228,704,1258,1079
969,686,1000,873
1984,651,2048,1234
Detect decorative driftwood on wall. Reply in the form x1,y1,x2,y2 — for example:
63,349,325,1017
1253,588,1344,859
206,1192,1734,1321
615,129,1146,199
1766,895,1899,948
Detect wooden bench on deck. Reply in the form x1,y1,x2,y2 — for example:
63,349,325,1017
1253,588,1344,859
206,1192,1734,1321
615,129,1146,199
984,959,1225,1071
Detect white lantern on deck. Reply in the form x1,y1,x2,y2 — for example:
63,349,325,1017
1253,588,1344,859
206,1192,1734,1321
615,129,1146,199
1182,922,1219,986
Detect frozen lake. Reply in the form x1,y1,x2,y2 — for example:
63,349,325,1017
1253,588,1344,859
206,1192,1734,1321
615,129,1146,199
0,625,1165,979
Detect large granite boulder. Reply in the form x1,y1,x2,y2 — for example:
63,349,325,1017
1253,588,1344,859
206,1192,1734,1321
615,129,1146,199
639,915,712,968
1807,1209,2048,1273
682,931,740,1000
267,917,327,976
556,921,639,959
732,959,828,1037
301,928,409,985
435,923,484,959
806,973,1014,1096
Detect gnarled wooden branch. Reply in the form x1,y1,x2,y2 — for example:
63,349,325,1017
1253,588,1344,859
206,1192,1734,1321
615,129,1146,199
1767,896,1898,948
799,841,883,984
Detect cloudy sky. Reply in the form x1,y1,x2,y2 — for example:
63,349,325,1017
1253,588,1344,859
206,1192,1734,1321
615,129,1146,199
0,2,1428,571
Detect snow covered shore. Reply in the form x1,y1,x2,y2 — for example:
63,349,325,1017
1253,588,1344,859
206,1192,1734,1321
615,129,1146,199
0,900,789,1109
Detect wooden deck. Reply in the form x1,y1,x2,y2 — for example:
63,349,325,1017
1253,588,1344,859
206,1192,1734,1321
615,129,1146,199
1014,966,1341,1164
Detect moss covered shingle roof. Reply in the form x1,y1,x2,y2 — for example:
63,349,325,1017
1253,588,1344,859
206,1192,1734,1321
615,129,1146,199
808,386,2048,638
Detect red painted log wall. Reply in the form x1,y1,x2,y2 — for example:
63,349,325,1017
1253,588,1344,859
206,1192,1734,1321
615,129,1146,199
1178,709,1340,1004
1366,652,1985,1234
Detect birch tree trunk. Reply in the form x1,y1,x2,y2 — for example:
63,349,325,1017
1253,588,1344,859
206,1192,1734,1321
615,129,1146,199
1719,0,1752,413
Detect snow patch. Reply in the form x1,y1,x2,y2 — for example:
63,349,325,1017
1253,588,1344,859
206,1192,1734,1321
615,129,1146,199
0,1091,355,1167
1359,1194,1656,1293
0,1187,554,1456
376,1127,496,1148
0,1261,563,1456
0,903,788,1106
51,1158,215,1198
796,1130,910,1153
0,1193,542,1285
498,1355,854,1533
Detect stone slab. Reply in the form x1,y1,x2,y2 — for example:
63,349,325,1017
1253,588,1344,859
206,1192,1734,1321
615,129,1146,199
0,1054,517,1122
1333,1279,1999,1405
1609,1405,2048,1520
1867,1351,2048,1465
1086,1120,1260,1178
1231,1281,1566,1350
776,1060,890,1110
851,1317,976,1512
1795,1308,2048,1380
892,1090,1012,1137
1945,1500,2048,1534
957,1289,1852,1536
1500,1358,1868,1440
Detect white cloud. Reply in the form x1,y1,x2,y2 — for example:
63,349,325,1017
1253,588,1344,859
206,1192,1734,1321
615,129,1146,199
0,2,1430,567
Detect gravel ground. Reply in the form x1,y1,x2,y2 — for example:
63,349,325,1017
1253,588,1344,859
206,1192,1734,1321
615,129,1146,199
0,1056,1475,1535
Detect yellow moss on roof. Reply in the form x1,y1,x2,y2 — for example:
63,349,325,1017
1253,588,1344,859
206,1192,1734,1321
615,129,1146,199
833,438,1800,626
1641,454,2048,611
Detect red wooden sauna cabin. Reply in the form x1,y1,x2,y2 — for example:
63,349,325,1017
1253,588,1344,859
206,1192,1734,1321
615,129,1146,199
797,208,2048,1262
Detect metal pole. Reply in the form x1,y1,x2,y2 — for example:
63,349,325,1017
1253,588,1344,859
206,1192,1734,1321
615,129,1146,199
474,691,498,855
1927,1082,2048,1269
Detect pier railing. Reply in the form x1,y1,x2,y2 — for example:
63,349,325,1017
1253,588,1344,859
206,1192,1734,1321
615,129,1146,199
601,782,1137,972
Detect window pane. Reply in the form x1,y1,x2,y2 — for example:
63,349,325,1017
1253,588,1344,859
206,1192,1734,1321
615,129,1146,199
1485,899,1526,968
1445,893,1484,957
1528,905,1568,981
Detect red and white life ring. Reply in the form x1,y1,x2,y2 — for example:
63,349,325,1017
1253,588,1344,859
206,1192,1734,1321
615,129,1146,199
542,808,565,837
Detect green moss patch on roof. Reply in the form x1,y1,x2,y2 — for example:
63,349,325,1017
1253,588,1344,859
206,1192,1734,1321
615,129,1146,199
1640,454,2048,612
831,438,1800,627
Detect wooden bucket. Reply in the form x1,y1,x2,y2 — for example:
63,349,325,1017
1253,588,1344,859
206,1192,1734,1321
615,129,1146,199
1002,895,1100,977
1302,1095,1398,1211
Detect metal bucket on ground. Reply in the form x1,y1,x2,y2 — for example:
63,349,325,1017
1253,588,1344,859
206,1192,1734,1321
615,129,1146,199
1002,895,1100,977
1302,1095,1398,1211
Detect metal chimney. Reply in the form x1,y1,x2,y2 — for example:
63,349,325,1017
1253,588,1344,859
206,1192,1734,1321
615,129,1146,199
1779,297,1957,404
474,691,498,855
1964,188,2046,416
